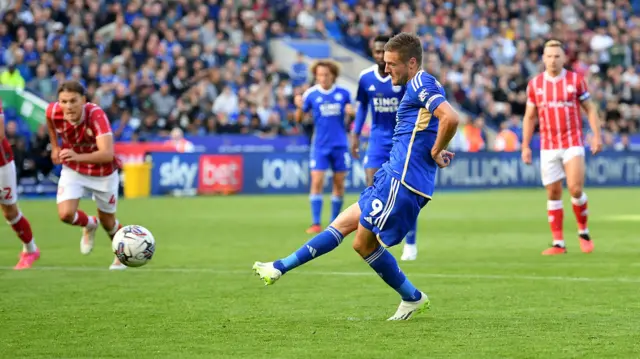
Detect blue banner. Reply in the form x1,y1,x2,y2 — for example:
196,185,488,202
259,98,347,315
147,150,640,196
241,153,367,194
437,151,640,189
150,152,201,195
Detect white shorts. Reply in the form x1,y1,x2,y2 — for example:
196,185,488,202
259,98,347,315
0,160,18,205
540,146,585,186
57,166,120,213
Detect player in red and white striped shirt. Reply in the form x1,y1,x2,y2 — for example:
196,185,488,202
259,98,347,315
0,100,39,269
521,40,602,256
46,81,126,270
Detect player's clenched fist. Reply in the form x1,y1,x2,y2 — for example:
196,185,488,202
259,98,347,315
51,147,61,165
431,149,455,168
521,147,532,165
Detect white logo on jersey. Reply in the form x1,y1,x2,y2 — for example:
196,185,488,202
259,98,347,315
373,97,399,113
392,86,402,93
368,85,376,91
418,89,428,102
540,101,574,108
319,103,343,117
334,93,343,101
536,88,544,95
567,85,575,93
86,128,93,136
316,97,323,103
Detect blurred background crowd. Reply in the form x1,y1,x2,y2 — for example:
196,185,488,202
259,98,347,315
0,0,639,180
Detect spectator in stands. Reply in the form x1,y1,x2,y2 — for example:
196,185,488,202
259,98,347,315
164,127,195,153
0,63,25,89
494,121,521,152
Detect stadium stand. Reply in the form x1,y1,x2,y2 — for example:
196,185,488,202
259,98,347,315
0,0,639,179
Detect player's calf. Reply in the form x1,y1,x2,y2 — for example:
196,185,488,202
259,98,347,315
97,211,121,240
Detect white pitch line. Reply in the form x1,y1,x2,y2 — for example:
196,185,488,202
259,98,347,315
1,265,640,283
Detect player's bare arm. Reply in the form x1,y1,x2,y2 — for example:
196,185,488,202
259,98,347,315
431,102,459,168
294,95,305,123
45,115,61,165
521,102,537,165
580,98,602,155
60,134,114,163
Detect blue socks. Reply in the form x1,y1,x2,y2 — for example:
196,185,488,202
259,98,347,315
310,194,322,225
274,226,344,274
364,246,421,301
405,220,417,245
331,195,343,222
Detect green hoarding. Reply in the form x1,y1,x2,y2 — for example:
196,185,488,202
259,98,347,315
0,86,48,131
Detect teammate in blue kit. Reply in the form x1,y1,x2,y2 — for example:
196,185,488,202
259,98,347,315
295,60,354,234
351,35,419,261
253,33,460,320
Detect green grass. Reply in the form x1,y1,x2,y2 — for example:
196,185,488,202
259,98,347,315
1,189,640,358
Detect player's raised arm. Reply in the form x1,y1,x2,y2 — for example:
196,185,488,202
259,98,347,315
577,78,602,154
521,83,537,164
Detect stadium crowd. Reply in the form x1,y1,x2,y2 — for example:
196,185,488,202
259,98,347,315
0,0,639,159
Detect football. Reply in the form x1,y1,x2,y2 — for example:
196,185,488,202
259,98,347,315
112,225,156,267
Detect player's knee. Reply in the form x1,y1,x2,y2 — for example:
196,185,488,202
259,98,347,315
58,210,76,224
1,204,18,221
97,211,115,229
568,184,583,199
545,183,563,200
352,234,378,257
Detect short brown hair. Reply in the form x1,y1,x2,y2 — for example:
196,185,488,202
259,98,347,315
310,59,340,78
384,32,423,64
57,80,86,96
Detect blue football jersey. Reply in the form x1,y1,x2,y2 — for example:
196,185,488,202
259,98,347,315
302,85,352,150
382,70,447,198
355,65,405,148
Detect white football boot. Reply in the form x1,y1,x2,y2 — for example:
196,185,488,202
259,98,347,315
80,220,100,255
252,261,282,285
387,291,430,321
109,256,127,271
401,244,418,261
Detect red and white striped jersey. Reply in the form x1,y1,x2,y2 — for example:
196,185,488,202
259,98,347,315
0,99,14,167
46,102,119,177
526,69,590,150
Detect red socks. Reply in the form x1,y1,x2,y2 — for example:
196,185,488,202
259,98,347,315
571,193,588,234
547,200,564,245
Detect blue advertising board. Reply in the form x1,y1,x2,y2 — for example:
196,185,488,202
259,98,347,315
148,151,640,196
149,152,201,195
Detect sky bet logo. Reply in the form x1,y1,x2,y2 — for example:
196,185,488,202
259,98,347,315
158,156,198,189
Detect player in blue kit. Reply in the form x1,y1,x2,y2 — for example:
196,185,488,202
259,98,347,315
295,60,353,234
253,33,460,320
351,35,419,261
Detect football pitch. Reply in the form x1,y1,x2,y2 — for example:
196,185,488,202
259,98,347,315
1,188,639,358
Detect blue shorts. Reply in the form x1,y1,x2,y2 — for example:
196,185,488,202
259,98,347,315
310,147,350,172
358,170,429,247
363,142,392,169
